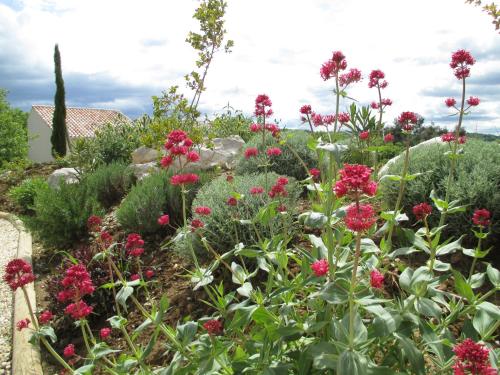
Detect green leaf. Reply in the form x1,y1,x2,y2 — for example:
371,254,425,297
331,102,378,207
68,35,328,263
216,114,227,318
452,270,475,302
415,298,442,318
360,238,379,254
320,281,349,304
231,262,248,285
252,306,277,326
477,301,500,319
308,234,328,259
191,268,214,290
308,342,337,370
108,315,127,329
364,304,397,335
470,273,486,289
389,247,422,258
473,308,497,338
38,326,57,343
394,333,425,375
176,321,198,345
436,235,464,256
299,211,328,228
116,285,134,310
74,365,95,375
430,189,448,211
432,259,451,272
337,350,367,375
486,264,500,287
91,342,120,360
399,267,414,293
236,282,253,297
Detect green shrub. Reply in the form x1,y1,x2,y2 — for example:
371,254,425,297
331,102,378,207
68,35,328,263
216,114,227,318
116,169,215,234
26,181,105,248
207,107,253,142
174,173,301,257
381,139,500,249
83,162,136,208
8,177,49,213
0,89,28,168
236,130,318,180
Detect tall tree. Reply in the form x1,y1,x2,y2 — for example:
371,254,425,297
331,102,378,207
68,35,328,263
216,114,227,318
50,44,70,157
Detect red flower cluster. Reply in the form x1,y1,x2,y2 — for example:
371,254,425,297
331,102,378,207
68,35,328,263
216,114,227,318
4,259,35,291
446,98,457,107
203,319,223,335
255,94,273,117
452,339,495,375
170,173,199,186
57,264,95,304
384,133,394,143
145,269,155,279
162,130,199,170
309,168,321,182
413,203,433,221
269,177,289,198
368,70,388,89
397,111,418,132
472,209,491,227
226,197,238,206
87,215,102,232
195,206,212,216
467,96,480,106
191,218,204,231
125,233,145,257
441,132,455,142
267,147,282,157
312,113,324,127
337,112,351,124
300,105,312,115
372,98,393,109
320,51,347,80
450,49,475,80
39,310,54,324
63,344,75,358
244,147,258,159
334,164,377,198
250,123,261,132
100,231,113,246
339,68,362,87
311,259,329,277
157,214,170,226
359,131,369,140
100,327,111,339
65,300,93,320
370,269,385,289
130,274,140,281
16,318,30,331
250,186,264,195
345,204,377,232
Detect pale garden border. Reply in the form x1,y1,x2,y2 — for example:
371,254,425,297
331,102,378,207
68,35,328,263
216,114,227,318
0,212,43,375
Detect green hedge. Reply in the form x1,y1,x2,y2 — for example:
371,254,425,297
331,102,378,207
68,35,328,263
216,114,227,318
8,177,49,213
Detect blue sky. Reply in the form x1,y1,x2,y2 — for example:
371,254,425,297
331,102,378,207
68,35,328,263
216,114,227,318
1,0,499,134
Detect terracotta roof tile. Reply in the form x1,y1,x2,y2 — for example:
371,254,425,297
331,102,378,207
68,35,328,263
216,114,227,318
32,105,130,138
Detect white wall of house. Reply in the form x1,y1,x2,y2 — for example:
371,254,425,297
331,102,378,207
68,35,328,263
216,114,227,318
27,109,54,162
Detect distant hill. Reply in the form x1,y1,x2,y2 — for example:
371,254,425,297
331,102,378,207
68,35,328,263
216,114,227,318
467,133,500,142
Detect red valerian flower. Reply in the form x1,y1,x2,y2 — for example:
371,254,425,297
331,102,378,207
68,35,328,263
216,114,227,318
250,186,264,195
268,184,288,198
413,203,433,221
170,145,189,156
459,136,467,144
359,131,369,140
345,204,377,232
145,269,155,279
339,68,362,87
277,204,287,212
167,130,188,144
381,98,393,106
309,168,321,181
467,96,480,106
195,206,212,216
250,123,262,132
255,94,273,117
337,112,351,124
203,319,223,335
128,247,144,257
452,338,495,375
226,174,234,182
266,147,282,157
300,105,312,115
16,318,30,331
191,219,204,231
63,344,76,358
186,151,200,162
397,111,418,132
125,233,144,250
334,164,376,198
160,155,173,168
450,49,475,79
311,113,323,127
323,115,335,125
226,197,238,206
441,132,455,142
265,123,280,137
371,102,379,109
39,310,54,324
472,209,491,227
320,51,347,80
100,231,113,246
244,147,258,159
277,177,289,186
100,327,111,339
368,69,388,89
158,214,170,226
65,300,93,320
311,259,329,277
130,274,140,281
57,264,95,303
4,259,35,291
87,215,102,232
445,98,457,107
384,133,394,143
370,269,385,289
170,173,199,186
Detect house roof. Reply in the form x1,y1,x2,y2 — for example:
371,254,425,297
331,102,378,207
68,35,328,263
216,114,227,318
31,105,130,138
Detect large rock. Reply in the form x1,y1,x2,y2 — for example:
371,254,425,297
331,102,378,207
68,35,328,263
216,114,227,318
130,162,159,181
378,136,444,177
132,146,160,164
47,168,79,189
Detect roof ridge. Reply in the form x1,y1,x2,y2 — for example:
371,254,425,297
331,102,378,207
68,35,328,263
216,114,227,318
32,104,125,113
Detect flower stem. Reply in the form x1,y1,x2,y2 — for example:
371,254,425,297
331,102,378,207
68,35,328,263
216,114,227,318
348,232,362,350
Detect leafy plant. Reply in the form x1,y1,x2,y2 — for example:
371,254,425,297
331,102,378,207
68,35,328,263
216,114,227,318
8,177,49,213
0,89,28,168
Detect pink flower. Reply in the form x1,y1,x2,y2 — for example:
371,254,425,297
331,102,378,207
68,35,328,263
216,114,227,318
167,130,188,144
250,123,262,132
381,98,392,106
339,68,362,87
277,177,289,186
359,131,369,140
337,112,350,124
384,133,394,143
170,173,199,186
459,136,467,144
145,269,155,279
265,123,280,137
160,155,173,168
277,204,287,212
370,102,379,109
125,233,144,250
3,259,35,291
184,138,193,148
250,186,264,195
158,214,170,226
345,204,377,232
370,270,385,289
16,318,30,331
255,94,273,117
268,184,288,198
244,147,258,159
170,145,189,156
467,96,480,106
334,164,376,198
57,264,95,303
39,310,54,324
413,203,433,221
445,98,457,107
397,111,418,132
363,181,378,196
368,70,388,89
195,206,212,216
87,215,102,232
472,209,491,227
323,115,335,125
63,344,76,358
203,319,223,335
311,259,329,277
100,327,111,339
100,231,113,246
452,339,495,375
191,219,204,231
309,168,321,181
311,113,323,127
300,105,312,115
450,49,475,79
128,248,144,257
441,132,455,143
227,197,238,206
226,174,234,183
266,147,282,157
187,151,200,162
130,274,140,281
320,51,347,80
65,300,93,320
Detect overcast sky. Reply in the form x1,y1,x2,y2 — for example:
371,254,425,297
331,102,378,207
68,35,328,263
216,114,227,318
1,0,499,134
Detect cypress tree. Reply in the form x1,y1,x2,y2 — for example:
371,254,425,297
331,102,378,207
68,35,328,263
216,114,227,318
50,44,69,157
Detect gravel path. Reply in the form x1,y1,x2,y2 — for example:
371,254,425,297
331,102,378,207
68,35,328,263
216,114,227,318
0,218,18,374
